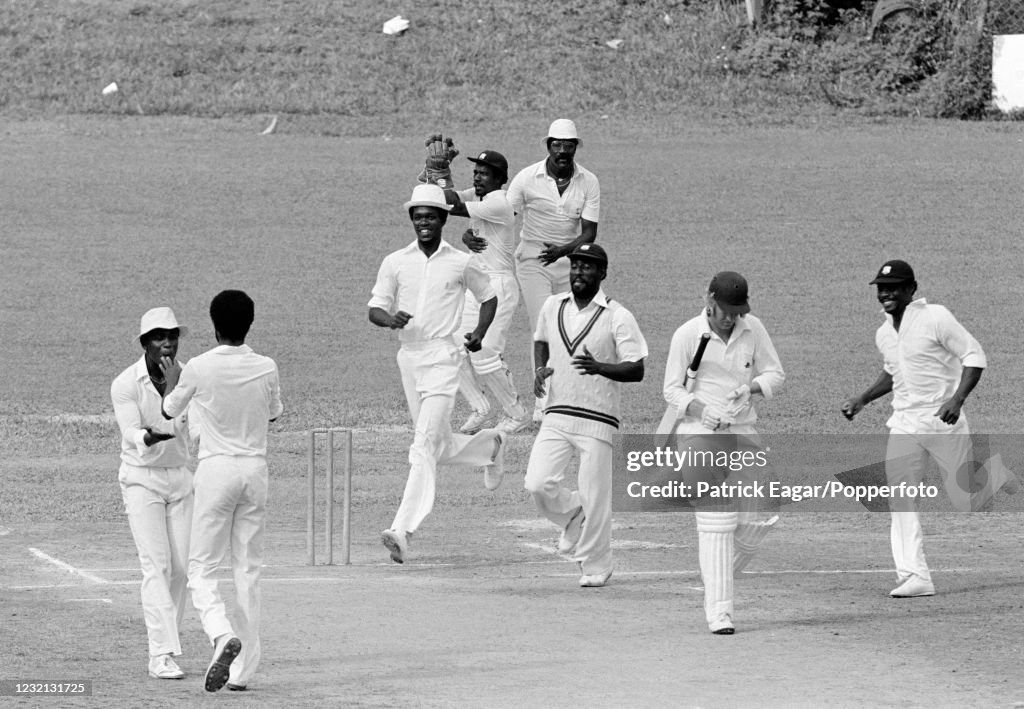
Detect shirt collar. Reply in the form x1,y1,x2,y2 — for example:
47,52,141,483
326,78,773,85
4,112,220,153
532,160,577,182
400,238,456,258
880,297,927,319
132,355,151,382
557,288,609,311
700,309,752,340
212,344,253,354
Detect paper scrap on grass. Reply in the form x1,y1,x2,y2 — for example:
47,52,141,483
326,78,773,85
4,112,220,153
606,38,624,49
102,82,119,96
383,15,410,36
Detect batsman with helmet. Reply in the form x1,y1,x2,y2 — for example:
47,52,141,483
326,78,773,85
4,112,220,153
658,271,785,634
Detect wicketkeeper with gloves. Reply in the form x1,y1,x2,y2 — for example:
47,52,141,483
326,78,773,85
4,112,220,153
657,271,785,635
416,134,531,436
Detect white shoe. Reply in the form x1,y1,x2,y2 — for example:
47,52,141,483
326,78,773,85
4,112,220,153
890,576,935,598
483,434,505,491
558,507,585,554
148,654,184,680
496,412,531,434
204,635,241,692
381,529,410,564
579,570,612,587
460,410,493,435
709,615,735,635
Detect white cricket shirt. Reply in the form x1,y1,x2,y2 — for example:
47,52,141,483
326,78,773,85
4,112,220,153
368,238,496,345
163,344,283,459
506,159,600,248
456,188,515,275
111,356,190,468
876,298,986,412
663,311,785,427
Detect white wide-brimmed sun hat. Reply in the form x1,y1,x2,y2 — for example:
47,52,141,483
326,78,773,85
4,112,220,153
403,183,452,212
137,307,188,342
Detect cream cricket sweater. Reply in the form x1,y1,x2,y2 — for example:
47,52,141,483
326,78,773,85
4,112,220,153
537,290,648,444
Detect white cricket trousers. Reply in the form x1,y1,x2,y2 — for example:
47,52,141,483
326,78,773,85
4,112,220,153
517,253,570,363
393,340,502,535
524,425,613,576
460,272,519,356
119,463,193,658
886,412,973,583
188,455,268,686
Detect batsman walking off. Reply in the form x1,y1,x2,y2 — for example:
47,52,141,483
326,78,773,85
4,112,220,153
658,272,784,634
369,183,507,564
525,243,647,588
841,259,1018,598
161,290,283,692
111,307,193,680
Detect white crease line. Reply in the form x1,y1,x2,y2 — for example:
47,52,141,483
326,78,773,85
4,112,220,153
29,548,108,584
68,598,113,604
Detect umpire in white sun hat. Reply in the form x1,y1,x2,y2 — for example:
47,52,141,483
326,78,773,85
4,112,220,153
506,118,601,422
111,306,193,679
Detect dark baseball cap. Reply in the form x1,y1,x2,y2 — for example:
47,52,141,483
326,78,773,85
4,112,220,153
467,150,509,175
708,271,750,314
869,259,915,285
568,242,608,267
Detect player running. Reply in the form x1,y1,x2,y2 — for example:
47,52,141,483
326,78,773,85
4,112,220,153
423,139,530,435
841,259,1018,598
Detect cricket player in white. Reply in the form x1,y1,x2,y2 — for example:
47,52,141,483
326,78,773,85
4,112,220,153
111,307,193,680
369,183,506,564
526,243,646,588
162,290,283,693
658,272,785,634
440,148,530,435
842,259,1017,598
506,119,600,422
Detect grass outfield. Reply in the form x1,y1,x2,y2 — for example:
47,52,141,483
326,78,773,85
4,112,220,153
2,118,1024,707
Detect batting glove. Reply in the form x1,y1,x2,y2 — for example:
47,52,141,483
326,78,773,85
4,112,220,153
726,384,751,414
701,405,726,431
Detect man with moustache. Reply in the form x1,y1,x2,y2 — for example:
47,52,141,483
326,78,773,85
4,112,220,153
506,119,601,422
369,183,507,565
525,243,647,589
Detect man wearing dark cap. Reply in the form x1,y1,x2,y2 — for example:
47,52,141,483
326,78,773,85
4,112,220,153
841,260,1016,598
657,271,785,634
524,243,647,589
440,150,531,436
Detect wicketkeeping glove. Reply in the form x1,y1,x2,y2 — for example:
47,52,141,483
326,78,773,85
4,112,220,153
417,133,459,188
